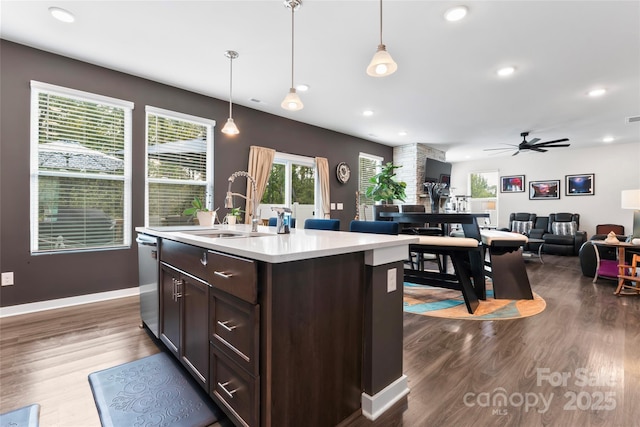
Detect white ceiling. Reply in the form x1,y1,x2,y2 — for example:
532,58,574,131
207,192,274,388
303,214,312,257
2,0,639,162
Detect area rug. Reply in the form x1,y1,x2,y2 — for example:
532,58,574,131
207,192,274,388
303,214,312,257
88,352,223,427
0,404,40,427
404,282,546,320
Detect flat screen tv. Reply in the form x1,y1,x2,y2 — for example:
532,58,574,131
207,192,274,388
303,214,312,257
424,158,452,194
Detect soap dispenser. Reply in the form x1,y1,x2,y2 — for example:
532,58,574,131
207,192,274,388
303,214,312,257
271,207,292,234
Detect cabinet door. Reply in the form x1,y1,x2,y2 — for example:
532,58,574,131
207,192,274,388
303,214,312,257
160,264,181,357
182,274,210,389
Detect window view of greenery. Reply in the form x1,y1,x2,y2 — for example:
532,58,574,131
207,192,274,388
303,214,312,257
146,113,210,227
35,91,128,252
261,163,286,204
470,172,497,198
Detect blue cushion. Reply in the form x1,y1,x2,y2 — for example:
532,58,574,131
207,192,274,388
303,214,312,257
304,219,340,230
349,220,399,235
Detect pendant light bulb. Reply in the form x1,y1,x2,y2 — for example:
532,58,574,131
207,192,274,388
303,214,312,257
367,0,397,77
281,88,304,111
222,50,239,135
282,0,303,111
221,118,239,135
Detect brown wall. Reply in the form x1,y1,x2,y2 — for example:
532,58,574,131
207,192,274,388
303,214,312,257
0,40,393,307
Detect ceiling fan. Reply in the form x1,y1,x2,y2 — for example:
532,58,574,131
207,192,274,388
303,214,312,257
485,131,570,156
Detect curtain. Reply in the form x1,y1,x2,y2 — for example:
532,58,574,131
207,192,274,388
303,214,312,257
246,146,276,224
316,157,330,218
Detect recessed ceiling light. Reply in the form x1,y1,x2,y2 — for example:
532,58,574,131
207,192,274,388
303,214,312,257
49,7,75,23
296,84,309,92
362,110,374,117
444,6,468,22
603,136,614,143
588,88,606,97
398,131,408,136
497,66,516,77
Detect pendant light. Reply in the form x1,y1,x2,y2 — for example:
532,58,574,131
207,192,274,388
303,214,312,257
366,0,397,77
281,0,303,111
221,50,240,135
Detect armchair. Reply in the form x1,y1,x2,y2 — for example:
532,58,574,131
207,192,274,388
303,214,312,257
543,213,587,256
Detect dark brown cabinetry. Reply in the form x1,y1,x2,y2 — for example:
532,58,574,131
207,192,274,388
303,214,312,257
207,251,259,427
159,240,210,390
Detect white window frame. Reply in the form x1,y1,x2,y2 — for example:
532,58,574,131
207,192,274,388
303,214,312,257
30,81,133,253
358,152,383,221
144,106,215,227
259,152,317,223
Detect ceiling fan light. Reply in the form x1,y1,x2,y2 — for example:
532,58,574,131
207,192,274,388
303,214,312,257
367,45,398,77
221,118,239,135
281,88,304,111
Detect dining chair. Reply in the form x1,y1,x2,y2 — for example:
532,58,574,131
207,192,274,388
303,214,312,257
304,218,340,231
349,220,398,235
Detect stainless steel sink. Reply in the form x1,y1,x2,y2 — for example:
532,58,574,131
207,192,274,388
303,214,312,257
179,230,272,239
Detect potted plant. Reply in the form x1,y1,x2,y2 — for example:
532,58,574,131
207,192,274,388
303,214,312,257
365,162,407,204
183,196,216,226
226,207,244,225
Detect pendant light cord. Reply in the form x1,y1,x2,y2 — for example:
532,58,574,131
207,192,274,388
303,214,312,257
228,55,233,117
290,5,295,88
379,0,383,45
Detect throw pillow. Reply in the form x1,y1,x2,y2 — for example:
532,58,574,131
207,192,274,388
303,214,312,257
511,220,533,235
552,221,576,236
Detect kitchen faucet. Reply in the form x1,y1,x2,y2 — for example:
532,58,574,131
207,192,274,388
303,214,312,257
225,171,259,232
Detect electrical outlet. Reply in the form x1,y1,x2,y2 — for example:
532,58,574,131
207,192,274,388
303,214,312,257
1,272,14,286
387,268,397,293
337,203,344,210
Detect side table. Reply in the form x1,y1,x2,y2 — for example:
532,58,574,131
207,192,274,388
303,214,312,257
522,238,544,263
592,241,637,295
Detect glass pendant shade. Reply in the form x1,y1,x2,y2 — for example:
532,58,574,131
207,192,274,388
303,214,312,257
281,88,303,111
221,117,239,135
367,44,397,77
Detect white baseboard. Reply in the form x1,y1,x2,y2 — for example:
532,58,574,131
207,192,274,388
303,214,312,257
361,374,410,420
0,287,139,318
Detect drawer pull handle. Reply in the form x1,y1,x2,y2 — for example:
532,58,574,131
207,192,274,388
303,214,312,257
217,320,237,332
200,252,208,266
214,271,233,279
218,381,238,399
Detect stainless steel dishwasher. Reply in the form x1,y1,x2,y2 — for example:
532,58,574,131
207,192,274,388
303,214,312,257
137,233,159,338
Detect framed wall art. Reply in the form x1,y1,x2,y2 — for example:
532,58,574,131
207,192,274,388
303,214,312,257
565,173,594,196
500,175,525,193
529,180,560,200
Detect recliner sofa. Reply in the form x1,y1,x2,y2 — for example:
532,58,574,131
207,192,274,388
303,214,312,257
542,213,587,256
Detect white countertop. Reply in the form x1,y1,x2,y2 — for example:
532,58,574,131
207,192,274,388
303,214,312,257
136,224,418,263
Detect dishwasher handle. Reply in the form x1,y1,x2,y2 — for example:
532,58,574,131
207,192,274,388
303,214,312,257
136,236,158,246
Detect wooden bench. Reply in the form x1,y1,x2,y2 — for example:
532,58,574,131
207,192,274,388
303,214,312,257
480,230,533,300
404,235,483,314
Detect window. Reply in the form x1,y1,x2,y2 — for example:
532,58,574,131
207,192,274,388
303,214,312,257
469,170,499,225
260,152,315,225
30,81,133,253
145,107,214,227
358,153,383,221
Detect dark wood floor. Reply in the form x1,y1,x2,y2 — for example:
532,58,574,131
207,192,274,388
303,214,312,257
1,255,639,426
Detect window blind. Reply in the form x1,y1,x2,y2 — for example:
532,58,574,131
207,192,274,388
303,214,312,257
30,81,133,253
145,106,214,227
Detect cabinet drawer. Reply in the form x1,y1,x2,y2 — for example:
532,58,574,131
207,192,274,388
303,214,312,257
210,346,259,427
208,251,257,304
210,290,259,375
161,239,209,281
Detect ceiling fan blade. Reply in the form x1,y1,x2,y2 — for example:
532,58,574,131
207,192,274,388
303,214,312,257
530,147,548,153
536,138,569,145
537,143,570,148
512,150,520,156
526,137,540,145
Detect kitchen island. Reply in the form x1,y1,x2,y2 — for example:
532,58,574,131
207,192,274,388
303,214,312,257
136,224,418,427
